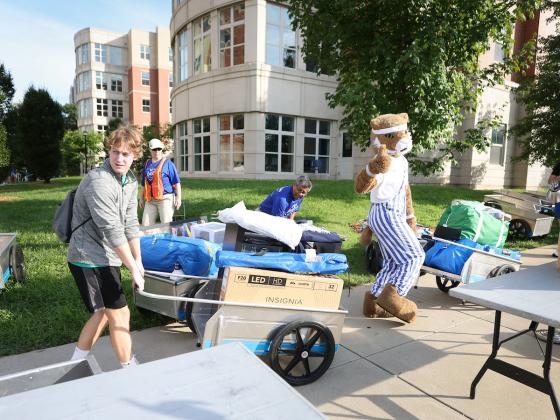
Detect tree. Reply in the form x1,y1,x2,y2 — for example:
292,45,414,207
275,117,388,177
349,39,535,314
287,0,541,175
18,87,64,183
61,103,78,132
0,124,9,181
511,2,560,167
0,63,15,122
3,104,24,168
61,130,104,175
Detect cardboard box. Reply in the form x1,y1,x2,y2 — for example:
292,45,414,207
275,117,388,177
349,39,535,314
221,266,344,310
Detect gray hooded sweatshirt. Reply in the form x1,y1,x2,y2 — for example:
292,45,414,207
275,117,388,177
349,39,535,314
68,159,140,266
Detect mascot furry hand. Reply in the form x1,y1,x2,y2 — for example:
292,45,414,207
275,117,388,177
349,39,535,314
357,113,424,324
355,113,417,233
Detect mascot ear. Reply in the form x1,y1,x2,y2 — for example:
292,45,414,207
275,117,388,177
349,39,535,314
370,117,380,130
397,113,409,123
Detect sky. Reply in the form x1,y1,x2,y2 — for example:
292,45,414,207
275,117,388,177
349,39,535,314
0,0,171,104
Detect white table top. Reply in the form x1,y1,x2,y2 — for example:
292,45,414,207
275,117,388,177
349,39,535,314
0,342,325,419
450,262,560,328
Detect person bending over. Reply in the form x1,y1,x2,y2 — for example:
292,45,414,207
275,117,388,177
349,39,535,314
258,175,312,220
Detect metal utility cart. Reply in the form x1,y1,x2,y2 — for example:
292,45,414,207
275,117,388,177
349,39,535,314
483,190,554,240
139,277,346,386
0,233,25,289
420,237,522,293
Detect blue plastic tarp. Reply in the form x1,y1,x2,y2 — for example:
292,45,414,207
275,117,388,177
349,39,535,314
216,250,348,275
141,234,221,277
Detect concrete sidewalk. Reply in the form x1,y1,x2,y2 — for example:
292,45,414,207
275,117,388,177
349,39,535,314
1,244,559,419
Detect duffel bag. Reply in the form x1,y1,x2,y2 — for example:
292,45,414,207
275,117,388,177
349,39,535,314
438,200,509,248
423,238,482,275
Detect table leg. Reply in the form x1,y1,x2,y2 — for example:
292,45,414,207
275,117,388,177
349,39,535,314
470,310,501,398
544,326,560,418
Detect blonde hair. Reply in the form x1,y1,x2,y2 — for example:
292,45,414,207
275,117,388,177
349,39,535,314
104,125,143,159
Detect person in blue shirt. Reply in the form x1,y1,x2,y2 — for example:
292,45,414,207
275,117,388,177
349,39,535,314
258,175,312,219
139,138,182,225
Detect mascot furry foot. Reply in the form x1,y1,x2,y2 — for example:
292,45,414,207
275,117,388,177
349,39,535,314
363,291,392,318
376,284,417,323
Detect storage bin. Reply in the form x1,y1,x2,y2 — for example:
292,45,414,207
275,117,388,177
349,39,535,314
191,222,226,244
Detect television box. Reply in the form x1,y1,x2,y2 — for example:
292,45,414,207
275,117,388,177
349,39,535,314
220,266,344,310
191,222,226,244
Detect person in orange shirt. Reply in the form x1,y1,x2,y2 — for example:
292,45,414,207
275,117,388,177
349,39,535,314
139,139,182,225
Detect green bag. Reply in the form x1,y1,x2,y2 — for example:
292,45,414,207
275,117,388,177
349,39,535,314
438,200,510,248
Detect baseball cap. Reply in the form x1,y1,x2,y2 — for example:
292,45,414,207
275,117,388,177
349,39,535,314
149,138,164,150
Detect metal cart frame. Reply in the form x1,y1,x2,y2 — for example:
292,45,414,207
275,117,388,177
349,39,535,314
0,233,25,289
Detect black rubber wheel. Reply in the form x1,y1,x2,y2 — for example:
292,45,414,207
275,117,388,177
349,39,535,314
435,275,460,293
185,282,205,334
366,241,383,275
484,201,502,210
269,321,335,386
508,219,532,240
9,244,25,283
488,264,516,278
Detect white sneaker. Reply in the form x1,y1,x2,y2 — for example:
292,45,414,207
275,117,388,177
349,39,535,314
536,329,560,344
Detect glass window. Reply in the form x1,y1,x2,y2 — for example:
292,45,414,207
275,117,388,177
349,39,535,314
177,122,188,171
342,132,353,158
193,14,212,75
78,98,92,118
76,44,90,66
96,98,108,117
219,114,244,172
219,2,245,68
111,100,123,118
169,47,173,63
303,119,330,174
264,114,294,173
142,99,150,113
266,3,296,68
490,124,507,165
109,46,124,65
141,71,150,86
76,71,91,93
110,74,123,92
193,117,211,171
140,44,151,60
169,72,173,88
95,43,107,63
97,125,108,134
178,29,188,81
96,72,107,90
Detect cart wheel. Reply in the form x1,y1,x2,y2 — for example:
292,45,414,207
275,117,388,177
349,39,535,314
9,244,25,283
269,321,335,386
489,264,516,278
185,282,205,334
435,276,460,293
484,201,502,210
508,219,532,240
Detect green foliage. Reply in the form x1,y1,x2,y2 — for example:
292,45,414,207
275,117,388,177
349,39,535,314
18,87,64,183
61,130,104,175
511,1,560,166
0,124,10,179
3,104,24,168
287,0,541,175
0,63,15,122
61,103,78,132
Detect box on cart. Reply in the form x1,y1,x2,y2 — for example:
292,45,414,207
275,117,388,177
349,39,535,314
220,266,344,310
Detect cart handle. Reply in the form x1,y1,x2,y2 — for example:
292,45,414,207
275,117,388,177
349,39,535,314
431,237,521,264
145,270,219,281
137,290,348,315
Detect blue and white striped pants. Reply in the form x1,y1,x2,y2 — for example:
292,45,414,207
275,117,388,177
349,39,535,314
367,199,425,297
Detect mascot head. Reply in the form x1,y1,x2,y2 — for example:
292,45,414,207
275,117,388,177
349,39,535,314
370,113,412,156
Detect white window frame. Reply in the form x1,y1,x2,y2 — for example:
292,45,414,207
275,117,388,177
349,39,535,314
95,43,107,63
177,28,188,82
266,3,296,68
140,44,151,60
193,14,212,75
219,114,245,172
219,2,245,68
264,114,295,173
111,100,123,118
141,71,150,86
142,98,150,113
303,119,330,174
110,74,123,92
193,117,211,172
96,71,107,90
177,122,188,171
489,124,507,166
96,98,108,117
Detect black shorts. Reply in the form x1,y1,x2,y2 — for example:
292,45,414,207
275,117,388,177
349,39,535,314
68,264,127,313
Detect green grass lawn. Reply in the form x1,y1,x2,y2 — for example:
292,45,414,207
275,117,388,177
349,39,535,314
0,177,557,356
